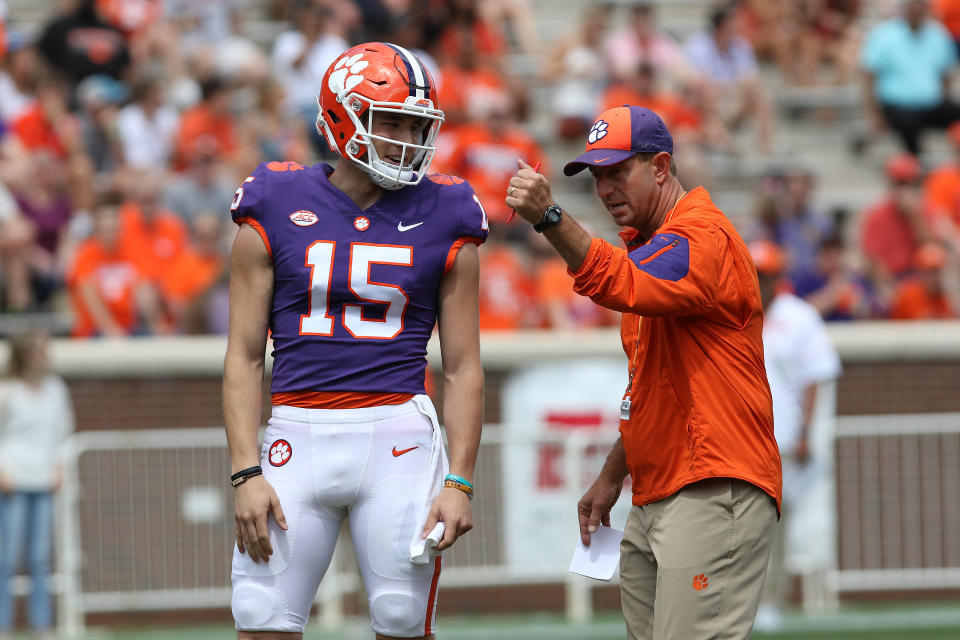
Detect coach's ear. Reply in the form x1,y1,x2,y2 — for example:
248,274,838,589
653,152,672,183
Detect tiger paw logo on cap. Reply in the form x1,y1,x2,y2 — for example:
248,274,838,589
588,120,609,144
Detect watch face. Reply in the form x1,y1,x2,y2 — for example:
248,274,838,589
535,205,562,232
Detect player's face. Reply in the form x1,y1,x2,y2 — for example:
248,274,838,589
369,110,428,168
589,155,661,231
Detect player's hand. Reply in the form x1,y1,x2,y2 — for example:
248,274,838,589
422,487,473,552
234,475,288,563
577,473,622,547
506,158,554,224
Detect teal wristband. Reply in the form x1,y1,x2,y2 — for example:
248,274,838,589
444,474,473,489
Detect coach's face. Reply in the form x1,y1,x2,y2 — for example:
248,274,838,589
589,153,669,234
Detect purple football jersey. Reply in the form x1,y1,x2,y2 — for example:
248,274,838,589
231,162,488,396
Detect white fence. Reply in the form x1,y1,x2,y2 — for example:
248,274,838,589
827,412,960,599
55,425,620,638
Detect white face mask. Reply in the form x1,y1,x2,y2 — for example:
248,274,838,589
319,94,444,191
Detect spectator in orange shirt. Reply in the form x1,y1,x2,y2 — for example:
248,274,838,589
438,91,547,225
890,242,959,319
859,153,932,301
117,170,189,317
600,62,717,182
436,23,510,130
10,74,77,159
528,230,617,329
9,73,94,214
477,226,537,331
601,63,701,134
436,0,508,64
66,191,162,337
162,212,227,333
173,76,237,171
923,121,960,253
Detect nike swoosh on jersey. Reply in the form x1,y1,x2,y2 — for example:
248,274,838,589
392,445,419,457
397,221,424,232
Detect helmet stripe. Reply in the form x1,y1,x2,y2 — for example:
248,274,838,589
385,42,429,99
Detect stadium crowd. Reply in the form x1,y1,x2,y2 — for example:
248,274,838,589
0,0,958,338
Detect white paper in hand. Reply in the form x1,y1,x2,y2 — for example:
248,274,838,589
568,525,623,581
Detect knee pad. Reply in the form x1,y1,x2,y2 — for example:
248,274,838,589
231,583,290,631
369,591,425,638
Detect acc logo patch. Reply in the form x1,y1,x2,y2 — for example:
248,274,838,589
289,210,318,226
354,216,370,231
269,439,292,466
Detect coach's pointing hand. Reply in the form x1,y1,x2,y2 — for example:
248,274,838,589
235,475,288,563
506,158,554,224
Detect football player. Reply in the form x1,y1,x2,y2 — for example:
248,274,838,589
224,42,487,640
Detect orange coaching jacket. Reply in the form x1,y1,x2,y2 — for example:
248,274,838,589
571,187,782,511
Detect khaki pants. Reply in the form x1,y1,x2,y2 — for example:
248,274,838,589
620,478,778,640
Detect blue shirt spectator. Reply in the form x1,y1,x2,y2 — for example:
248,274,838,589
862,10,956,108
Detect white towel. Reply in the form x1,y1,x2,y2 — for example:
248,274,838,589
409,394,450,564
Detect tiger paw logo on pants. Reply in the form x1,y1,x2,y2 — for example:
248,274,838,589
269,439,292,466
692,573,709,591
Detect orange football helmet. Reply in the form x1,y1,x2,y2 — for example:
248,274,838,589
317,42,444,190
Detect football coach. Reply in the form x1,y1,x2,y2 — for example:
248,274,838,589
506,105,782,639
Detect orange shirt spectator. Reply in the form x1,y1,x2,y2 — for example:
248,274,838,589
438,19,506,63
478,242,536,330
11,104,68,157
891,279,956,318
117,200,189,288
67,217,143,337
440,120,547,224
600,63,701,134
161,247,221,306
534,255,617,329
173,78,237,170
437,64,508,129
600,84,701,133
890,243,958,319
923,123,960,244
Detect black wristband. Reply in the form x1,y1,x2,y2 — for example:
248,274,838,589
230,465,263,487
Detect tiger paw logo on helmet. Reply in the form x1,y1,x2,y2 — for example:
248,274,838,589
588,120,609,144
328,53,369,96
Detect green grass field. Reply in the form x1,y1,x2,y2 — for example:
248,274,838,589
57,604,960,640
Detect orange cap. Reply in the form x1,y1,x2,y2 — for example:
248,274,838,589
749,240,785,276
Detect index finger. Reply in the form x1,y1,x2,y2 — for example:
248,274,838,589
517,158,533,171
255,516,274,561
578,504,593,547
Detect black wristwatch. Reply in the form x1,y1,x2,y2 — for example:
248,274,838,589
533,204,563,233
